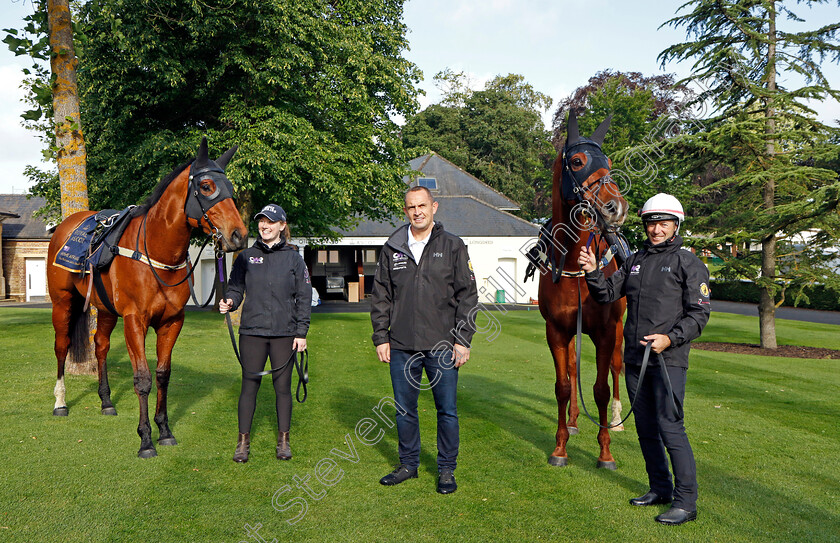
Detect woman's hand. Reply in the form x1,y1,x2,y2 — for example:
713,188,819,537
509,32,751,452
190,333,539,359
293,338,307,352
577,245,597,273
219,298,234,314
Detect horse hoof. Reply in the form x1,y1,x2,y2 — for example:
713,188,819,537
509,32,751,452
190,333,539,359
158,437,178,446
597,460,617,470
548,456,568,467
101,407,117,416
568,427,579,435
53,407,69,417
138,448,158,459
611,424,624,432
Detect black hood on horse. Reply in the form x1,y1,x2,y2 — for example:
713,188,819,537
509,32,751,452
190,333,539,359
561,111,612,202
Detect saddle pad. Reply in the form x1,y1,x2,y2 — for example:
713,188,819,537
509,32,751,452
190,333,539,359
53,215,98,273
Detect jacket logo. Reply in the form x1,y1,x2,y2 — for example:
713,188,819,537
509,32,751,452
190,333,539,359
630,264,641,275
393,252,408,262
433,252,443,258
699,282,710,297
249,257,264,264
661,266,671,272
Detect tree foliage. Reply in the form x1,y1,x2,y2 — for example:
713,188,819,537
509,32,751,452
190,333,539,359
402,72,555,219
658,0,840,347
6,0,421,238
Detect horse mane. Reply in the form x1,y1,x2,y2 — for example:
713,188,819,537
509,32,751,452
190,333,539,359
130,158,195,217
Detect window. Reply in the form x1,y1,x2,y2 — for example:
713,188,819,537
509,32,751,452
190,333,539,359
417,177,437,190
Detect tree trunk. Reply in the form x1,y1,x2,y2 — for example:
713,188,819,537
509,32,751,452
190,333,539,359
759,1,778,350
49,0,97,373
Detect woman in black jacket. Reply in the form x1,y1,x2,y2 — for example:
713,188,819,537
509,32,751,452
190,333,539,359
220,203,312,463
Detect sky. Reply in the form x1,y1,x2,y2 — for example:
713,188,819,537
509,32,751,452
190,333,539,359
1,0,838,194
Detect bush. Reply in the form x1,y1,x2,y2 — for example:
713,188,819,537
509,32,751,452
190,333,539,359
710,280,840,311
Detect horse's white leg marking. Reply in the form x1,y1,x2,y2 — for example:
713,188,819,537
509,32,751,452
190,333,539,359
54,376,66,409
610,398,624,431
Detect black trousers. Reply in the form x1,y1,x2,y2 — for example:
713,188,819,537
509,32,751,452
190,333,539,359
237,335,295,434
625,363,697,511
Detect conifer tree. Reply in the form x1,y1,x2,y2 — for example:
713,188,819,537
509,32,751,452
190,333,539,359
658,0,840,348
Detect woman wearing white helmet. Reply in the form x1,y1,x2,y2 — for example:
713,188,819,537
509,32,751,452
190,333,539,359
577,193,710,526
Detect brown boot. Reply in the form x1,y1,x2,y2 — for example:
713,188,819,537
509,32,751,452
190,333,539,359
276,431,291,460
233,432,250,463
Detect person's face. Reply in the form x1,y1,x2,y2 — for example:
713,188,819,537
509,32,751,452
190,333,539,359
404,191,438,233
645,219,677,245
258,217,285,244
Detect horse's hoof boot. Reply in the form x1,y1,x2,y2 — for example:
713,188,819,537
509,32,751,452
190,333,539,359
53,407,69,417
568,426,579,435
548,456,568,467
101,407,117,416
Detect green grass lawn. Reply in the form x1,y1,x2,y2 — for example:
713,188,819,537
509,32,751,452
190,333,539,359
0,307,838,542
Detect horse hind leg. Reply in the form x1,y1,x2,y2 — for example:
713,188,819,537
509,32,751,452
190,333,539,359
609,349,624,431
96,311,119,416
546,322,573,467
51,292,82,416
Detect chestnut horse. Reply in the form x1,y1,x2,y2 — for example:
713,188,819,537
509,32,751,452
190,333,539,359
48,138,247,458
538,112,628,469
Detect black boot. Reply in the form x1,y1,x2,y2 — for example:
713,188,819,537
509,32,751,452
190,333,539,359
276,431,292,460
233,432,250,463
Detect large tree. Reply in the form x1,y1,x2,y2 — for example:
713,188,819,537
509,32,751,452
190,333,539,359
10,0,421,238
658,0,840,348
402,72,555,219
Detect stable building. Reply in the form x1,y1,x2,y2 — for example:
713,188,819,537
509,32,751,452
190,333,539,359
296,153,541,304
0,195,51,302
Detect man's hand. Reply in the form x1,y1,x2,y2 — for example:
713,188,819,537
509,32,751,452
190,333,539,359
293,338,307,352
452,343,470,368
642,334,671,353
376,343,391,363
577,245,597,273
219,298,234,314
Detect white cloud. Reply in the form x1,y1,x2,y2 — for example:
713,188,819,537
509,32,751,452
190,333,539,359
0,64,44,194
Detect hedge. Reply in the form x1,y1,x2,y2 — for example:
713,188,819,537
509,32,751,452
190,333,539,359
710,280,840,311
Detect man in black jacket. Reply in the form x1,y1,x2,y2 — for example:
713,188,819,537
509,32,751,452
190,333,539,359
370,186,478,494
578,193,710,526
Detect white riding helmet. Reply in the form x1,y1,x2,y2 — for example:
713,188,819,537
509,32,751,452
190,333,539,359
639,193,684,228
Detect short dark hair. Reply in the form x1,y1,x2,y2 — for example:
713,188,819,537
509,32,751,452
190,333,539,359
405,185,434,203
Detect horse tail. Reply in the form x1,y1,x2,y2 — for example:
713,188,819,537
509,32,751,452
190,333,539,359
68,296,91,364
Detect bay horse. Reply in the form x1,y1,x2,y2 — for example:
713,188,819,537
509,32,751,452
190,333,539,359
538,111,628,469
48,138,247,458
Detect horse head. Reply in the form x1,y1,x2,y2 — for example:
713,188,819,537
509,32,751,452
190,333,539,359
185,137,248,251
562,111,627,231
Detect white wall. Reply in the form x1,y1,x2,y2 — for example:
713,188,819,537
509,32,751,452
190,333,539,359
463,236,539,305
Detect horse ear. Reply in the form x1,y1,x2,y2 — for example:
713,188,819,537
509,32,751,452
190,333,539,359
591,115,612,146
566,109,581,147
216,146,238,170
196,136,209,163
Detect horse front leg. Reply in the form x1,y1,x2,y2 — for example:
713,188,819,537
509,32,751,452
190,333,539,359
124,315,156,458
593,339,617,470
153,316,184,447
567,336,579,435
547,322,573,466
96,311,119,416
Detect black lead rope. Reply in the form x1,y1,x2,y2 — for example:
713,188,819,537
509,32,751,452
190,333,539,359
218,251,308,403
575,281,681,430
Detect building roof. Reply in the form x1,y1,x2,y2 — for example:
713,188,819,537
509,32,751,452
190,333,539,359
405,154,520,210
333,195,538,238
0,195,51,239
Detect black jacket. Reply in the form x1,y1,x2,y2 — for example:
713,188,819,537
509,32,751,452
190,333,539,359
226,238,312,337
370,223,478,351
584,235,710,367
